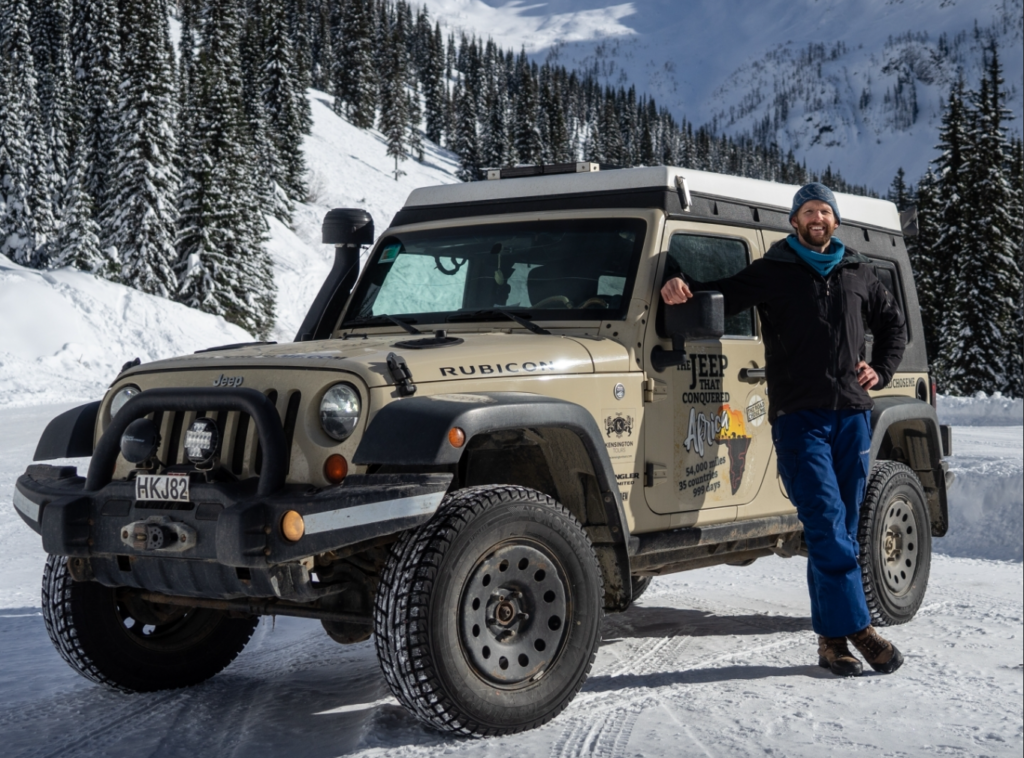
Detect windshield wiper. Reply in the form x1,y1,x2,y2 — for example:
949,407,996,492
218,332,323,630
446,309,551,335
343,314,422,334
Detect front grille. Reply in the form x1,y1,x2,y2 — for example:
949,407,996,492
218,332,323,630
149,389,301,479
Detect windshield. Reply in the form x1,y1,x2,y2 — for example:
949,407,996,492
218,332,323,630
341,218,647,329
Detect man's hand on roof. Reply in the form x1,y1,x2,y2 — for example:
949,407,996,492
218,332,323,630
661,277,693,305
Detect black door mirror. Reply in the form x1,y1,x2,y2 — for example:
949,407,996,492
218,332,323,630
651,291,725,372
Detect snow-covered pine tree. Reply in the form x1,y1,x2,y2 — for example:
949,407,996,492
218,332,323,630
286,0,312,97
307,0,334,92
0,59,35,264
452,82,482,182
176,0,275,339
929,77,971,390
52,146,105,273
70,0,121,254
259,0,309,202
108,0,179,297
239,4,291,222
0,0,56,267
334,0,377,129
887,167,911,211
944,46,1022,395
29,0,73,223
907,168,942,366
481,50,512,169
378,17,411,180
421,21,446,145
513,51,542,165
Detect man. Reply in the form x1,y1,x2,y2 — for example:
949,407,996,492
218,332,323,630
661,182,907,677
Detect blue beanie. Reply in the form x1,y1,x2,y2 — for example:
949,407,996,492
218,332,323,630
790,182,841,224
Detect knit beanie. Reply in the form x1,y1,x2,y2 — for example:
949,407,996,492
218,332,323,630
789,182,841,224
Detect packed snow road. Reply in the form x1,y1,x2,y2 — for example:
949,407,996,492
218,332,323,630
1,404,1020,757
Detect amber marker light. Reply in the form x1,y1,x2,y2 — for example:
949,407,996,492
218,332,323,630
448,427,466,448
324,453,348,484
281,510,305,542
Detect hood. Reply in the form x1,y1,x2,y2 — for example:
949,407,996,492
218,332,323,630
120,331,631,388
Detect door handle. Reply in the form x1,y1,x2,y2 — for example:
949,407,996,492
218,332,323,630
740,368,766,381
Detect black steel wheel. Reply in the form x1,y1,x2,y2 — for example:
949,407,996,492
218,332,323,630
374,485,603,736
42,554,259,692
858,461,932,626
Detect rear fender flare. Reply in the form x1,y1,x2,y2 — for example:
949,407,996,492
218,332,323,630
870,397,948,536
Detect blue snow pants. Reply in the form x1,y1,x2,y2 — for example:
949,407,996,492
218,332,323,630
772,409,873,638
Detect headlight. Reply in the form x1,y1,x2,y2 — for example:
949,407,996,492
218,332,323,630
320,384,360,441
110,385,140,418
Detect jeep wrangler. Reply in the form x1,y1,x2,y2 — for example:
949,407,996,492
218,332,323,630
14,164,952,736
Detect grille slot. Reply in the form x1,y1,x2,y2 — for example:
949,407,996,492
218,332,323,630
282,391,302,475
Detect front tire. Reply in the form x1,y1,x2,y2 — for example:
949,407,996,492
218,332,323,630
374,485,603,736
42,554,259,692
858,461,932,626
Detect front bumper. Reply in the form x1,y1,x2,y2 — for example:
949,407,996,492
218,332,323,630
15,464,451,601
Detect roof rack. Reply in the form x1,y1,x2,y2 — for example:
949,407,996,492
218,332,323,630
483,162,601,181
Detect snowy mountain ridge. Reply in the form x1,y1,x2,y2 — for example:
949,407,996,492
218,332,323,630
420,0,1024,190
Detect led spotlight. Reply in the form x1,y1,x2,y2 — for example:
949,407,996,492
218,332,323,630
184,417,220,465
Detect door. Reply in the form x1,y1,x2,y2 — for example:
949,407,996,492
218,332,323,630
643,222,773,520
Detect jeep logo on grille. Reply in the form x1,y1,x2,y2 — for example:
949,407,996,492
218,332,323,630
213,374,244,387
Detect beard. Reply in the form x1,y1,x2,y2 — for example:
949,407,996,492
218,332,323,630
795,218,836,249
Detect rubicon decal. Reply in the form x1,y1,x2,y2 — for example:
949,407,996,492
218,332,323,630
439,361,557,377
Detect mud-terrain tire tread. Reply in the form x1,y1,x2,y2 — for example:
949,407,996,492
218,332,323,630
42,554,258,692
858,461,932,627
373,484,603,737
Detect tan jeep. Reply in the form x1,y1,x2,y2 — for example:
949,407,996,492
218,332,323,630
14,164,951,735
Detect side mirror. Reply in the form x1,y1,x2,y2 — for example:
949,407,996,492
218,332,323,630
666,291,725,348
651,291,725,372
899,205,918,238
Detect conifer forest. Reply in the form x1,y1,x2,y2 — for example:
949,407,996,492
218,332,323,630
1,0,1021,395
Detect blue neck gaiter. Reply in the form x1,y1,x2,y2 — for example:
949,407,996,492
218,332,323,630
787,235,845,277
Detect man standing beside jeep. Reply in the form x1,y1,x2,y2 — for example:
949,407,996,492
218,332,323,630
661,183,908,677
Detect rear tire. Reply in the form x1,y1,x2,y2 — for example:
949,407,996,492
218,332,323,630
42,554,259,692
374,485,603,736
858,462,932,626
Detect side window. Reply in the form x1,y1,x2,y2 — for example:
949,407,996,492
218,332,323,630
864,259,908,340
667,234,754,337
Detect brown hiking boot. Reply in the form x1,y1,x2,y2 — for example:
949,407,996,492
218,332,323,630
817,636,863,677
848,626,904,674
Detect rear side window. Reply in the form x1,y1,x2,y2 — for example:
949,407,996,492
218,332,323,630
666,234,754,337
863,258,909,354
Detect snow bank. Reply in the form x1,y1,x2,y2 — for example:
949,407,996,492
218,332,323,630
936,392,1023,426
0,256,252,408
937,427,1023,562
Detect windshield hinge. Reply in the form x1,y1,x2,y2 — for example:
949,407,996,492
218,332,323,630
386,352,417,397
643,377,667,403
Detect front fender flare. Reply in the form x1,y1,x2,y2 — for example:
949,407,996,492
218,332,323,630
353,392,633,603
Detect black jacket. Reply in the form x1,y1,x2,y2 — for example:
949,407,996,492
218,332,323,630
678,238,907,422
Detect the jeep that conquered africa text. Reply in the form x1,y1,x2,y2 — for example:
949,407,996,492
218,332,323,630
14,164,953,736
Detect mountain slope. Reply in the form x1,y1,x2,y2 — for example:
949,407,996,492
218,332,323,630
1,91,459,408
422,0,1024,190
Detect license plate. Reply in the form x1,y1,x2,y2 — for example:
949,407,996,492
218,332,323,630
135,474,190,503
